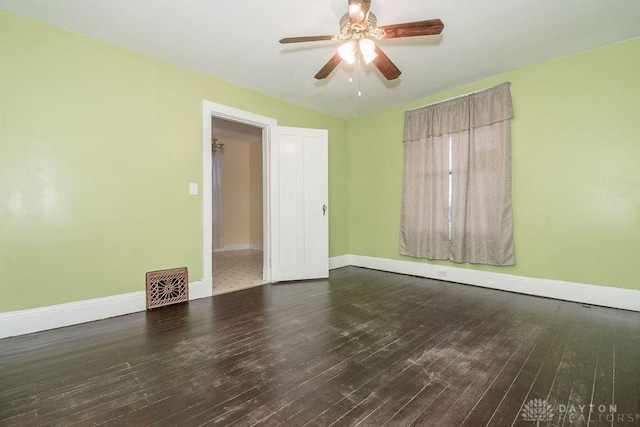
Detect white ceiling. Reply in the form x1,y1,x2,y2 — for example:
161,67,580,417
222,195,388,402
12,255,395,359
1,0,639,119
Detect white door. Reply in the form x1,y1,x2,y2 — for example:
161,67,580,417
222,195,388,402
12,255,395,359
269,126,328,282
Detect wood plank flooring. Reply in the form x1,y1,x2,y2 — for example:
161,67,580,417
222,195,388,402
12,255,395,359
1,267,639,426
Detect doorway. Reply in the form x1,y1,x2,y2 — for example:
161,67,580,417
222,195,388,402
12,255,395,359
201,101,277,299
211,118,265,294
201,101,329,299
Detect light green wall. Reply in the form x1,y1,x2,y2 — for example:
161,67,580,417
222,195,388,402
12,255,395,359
0,10,349,312
2,9,638,314
348,37,640,290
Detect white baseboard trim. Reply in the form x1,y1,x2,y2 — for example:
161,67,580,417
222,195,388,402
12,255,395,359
345,255,640,312
329,255,352,270
4,256,636,339
188,280,207,300
0,281,207,339
214,244,263,253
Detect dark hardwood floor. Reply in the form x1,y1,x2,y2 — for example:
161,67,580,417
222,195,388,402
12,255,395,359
1,267,639,426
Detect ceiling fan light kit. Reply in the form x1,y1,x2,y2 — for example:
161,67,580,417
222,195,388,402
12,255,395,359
358,38,378,64
279,0,444,81
338,40,357,64
337,38,377,65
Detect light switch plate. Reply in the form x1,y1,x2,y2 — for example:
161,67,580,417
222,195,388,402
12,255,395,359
189,182,198,195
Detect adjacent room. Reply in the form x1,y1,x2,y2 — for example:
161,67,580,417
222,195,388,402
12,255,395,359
210,118,266,295
1,0,639,426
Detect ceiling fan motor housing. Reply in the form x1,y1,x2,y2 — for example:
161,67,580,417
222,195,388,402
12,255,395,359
337,12,385,42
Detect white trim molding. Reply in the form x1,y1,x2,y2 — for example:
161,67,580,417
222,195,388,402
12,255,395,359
329,254,640,312
5,256,636,339
188,280,206,301
329,254,352,270
0,281,207,339
202,100,277,289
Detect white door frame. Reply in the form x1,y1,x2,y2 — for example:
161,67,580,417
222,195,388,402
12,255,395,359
202,100,277,297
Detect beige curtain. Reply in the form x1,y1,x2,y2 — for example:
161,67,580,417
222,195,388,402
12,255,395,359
399,132,450,258
400,82,515,266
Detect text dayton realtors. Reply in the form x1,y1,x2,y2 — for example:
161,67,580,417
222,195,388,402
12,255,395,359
557,404,640,424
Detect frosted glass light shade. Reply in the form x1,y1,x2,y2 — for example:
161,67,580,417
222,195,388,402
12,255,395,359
338,41,356,64
359,38,378,64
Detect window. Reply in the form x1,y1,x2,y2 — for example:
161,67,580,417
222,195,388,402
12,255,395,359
400,83,515,266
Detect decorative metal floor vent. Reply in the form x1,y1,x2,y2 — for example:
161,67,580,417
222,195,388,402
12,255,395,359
146,267,188,310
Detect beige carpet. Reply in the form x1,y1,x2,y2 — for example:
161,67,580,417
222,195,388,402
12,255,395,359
212,249,266,295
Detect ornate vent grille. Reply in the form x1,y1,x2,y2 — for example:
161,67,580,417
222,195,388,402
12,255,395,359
146,267,188,310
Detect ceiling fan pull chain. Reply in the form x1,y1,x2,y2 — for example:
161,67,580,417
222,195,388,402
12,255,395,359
358,59,362,96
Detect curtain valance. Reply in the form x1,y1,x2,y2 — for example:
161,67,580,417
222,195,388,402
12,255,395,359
403,82,513,142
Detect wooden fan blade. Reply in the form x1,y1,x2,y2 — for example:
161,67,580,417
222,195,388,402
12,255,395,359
348,0,371,24
360,0,371,22
380,19,444,39
280,35,334,44
372,45,401,80
314,53,342,80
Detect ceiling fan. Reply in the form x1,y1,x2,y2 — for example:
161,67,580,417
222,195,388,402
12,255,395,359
279,0,444,80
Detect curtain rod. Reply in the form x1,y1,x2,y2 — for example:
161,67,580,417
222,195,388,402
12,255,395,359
212,137,225,152
406,81,511,112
